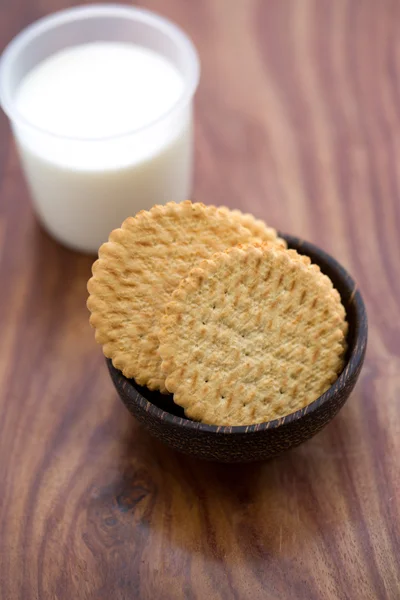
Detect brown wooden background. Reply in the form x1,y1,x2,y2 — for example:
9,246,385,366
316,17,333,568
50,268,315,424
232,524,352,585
1,1,399,599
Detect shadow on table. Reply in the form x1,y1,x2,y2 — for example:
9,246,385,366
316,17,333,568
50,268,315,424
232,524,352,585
16,217,96,318
89,386,364,574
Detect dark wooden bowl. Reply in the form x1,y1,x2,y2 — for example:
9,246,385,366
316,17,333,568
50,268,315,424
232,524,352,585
107,234,367,463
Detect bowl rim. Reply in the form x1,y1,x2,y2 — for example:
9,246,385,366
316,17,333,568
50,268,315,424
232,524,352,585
109,234,368,434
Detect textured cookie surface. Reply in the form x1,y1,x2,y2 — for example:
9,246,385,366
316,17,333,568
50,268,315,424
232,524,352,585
159,245,348,425
219,207,286,247
87,201,282,391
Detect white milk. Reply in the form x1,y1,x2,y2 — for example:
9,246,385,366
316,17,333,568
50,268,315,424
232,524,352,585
13,42,192,253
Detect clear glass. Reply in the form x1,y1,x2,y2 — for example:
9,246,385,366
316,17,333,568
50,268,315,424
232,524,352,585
0,5,200,253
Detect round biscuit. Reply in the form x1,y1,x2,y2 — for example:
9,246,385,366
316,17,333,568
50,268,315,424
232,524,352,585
87,201,282,391
159,244,348,425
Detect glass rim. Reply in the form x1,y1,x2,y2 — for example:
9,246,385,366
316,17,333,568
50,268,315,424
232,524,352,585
0,4,200,142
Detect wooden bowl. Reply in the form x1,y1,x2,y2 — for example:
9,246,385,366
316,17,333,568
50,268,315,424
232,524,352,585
107,235,367,463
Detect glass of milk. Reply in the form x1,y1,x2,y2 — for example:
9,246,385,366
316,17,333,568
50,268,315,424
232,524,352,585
0,5,200,253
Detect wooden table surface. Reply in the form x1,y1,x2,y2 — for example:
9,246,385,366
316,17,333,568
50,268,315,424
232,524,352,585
1,1,399,599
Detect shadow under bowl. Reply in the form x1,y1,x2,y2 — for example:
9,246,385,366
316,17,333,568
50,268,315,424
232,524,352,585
107,234,368,463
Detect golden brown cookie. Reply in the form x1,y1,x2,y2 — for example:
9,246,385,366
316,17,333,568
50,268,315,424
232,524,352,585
159,244,347,425
87,201,282,391
219,207,286,247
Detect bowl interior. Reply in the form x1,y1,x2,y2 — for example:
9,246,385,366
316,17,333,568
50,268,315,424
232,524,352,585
114,234,365,429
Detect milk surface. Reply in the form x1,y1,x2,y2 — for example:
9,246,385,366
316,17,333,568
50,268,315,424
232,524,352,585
14,42,191,252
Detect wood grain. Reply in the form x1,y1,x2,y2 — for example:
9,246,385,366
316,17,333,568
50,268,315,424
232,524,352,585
0,1,399,598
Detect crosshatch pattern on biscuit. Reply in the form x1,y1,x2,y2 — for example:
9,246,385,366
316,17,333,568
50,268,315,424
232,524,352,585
87,201,283,392
159,244,348,426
